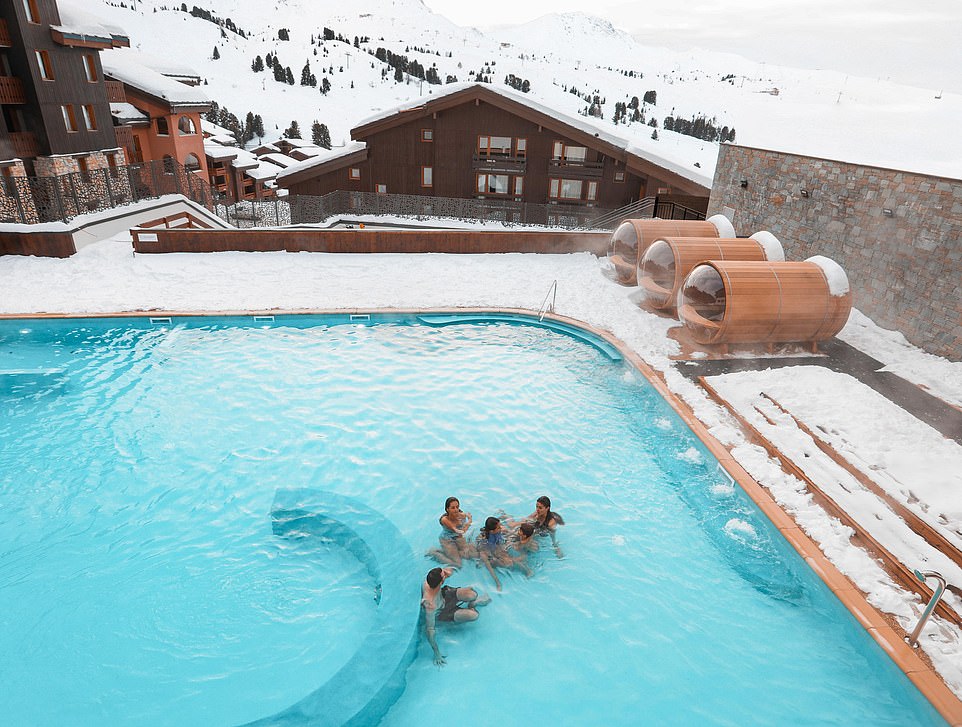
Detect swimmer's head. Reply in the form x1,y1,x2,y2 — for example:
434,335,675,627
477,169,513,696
426,567,447,587
519,522,534,539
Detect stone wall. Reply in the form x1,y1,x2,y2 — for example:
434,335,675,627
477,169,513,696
707,145,962,361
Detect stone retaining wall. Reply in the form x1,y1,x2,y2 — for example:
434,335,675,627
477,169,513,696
707,145,962,361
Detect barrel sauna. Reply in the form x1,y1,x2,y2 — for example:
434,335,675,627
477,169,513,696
606,214,734,285
638,231,784,310
677,256,852,346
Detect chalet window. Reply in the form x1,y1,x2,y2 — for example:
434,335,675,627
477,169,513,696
177,116,196,135
552,142,588,162
515,138,527,157
421,129,433,142
22,0,40,23
156,117,169,136
477,173,509,195
513,176,524,196
83,54,98,83
614,171,625,182
35,50,54,80
82,105,97,131
549,178,583,200
478,135,512,156
587,181,598,201
349,167,360,180
421,166,433,187
376,183,387,194
61,104,78,133
184,153,201,171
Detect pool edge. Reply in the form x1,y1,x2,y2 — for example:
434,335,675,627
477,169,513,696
5,306,961,725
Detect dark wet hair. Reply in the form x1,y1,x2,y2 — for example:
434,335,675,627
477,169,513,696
537,495,565,526
443,497,459,514
519,522,534,538
482,516,500,535
426,567,444,588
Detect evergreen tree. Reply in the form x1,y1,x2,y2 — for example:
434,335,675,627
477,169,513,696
284,120,301,139
651,129,658,140
394,66,403,82
243,111,256,145
273,63,286,83
252,114,265,140
628,96,639,110
321,77,331,94
265,52,274,67
278,28,289,41
311,121,324,146
212,46,220,60
251,55,264,72
285,67,295,85
643,90,657,105
300,61,313,86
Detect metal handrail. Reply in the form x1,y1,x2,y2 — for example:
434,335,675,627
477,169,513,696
538,280,558,321
906,570,947,646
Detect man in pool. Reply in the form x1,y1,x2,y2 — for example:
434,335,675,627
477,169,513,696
421,566,489,666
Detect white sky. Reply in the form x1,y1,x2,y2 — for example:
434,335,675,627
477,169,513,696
423,0,962,93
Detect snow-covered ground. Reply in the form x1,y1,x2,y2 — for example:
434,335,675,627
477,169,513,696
2,229,960,698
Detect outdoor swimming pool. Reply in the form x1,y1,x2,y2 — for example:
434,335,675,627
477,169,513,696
0,314,946,726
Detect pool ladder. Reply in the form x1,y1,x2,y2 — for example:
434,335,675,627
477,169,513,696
906,570,947,647
538,280,558,322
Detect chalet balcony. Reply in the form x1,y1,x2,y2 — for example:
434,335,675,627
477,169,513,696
113,125,135,155
105,80,126,103
471,153,526,174
0,76,26,105
0,19,12,48
547,159,605,178
7,131,40,158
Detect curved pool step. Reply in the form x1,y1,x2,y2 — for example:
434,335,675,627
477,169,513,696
241,489,421,727
416,313,623,361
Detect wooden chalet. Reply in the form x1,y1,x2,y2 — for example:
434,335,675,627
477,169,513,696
277,83,710,212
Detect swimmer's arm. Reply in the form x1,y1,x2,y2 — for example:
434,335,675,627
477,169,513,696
423,608,446,666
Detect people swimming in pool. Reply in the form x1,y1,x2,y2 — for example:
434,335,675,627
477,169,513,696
507,521,539,561
421,566,489,666
475,516,532,591
509,496,565,558
426,496,477,567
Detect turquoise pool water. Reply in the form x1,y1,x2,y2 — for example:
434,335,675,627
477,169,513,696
0,315,945,726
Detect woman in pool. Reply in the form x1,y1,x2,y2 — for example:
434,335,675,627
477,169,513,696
426,496,477,567
476,516,531,591
524,496,565,558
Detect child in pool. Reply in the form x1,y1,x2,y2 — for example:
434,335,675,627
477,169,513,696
475,516,532,591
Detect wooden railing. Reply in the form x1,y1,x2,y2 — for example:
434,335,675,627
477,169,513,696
0,76,26,105
0,19,12,48
7,131,40,158
105,80,126,103
547,159,605,178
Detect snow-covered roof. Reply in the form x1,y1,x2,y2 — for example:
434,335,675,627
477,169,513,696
246,164,279,181
102,49,209,109
109,102,148,124
278,138,316,149
206,133,237,146
202,119,235,138
53,1,129,47
203,141,239,161
259,153,298,169
356,83,711,189
290,146,325,159
275,142,368,183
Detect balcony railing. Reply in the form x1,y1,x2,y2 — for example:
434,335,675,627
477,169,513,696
0,19,12,48
471,153,526,174
0,76,26,105
547,159,605,178
6,132,40,158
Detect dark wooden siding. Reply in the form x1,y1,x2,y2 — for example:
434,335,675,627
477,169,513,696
288,98,647,206
0,0,116,158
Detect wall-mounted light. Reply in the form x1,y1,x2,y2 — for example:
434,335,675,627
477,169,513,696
882,208,894,217
739,179,749,189
800,188,810,198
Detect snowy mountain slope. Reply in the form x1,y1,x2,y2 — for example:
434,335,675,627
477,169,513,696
89,0,962,180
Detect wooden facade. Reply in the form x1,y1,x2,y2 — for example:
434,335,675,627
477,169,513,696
278,85,710,211
130,228,610,255
0,0,125,166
